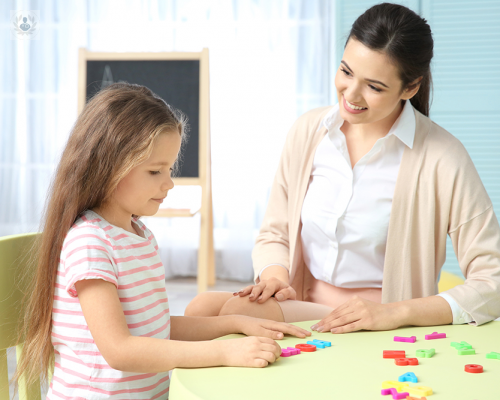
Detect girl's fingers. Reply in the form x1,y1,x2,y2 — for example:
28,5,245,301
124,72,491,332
260,343,280,356
271,322,311,338
257,336,278,345
258,350,278,364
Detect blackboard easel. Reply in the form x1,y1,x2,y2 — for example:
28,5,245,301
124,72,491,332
78,48,214,293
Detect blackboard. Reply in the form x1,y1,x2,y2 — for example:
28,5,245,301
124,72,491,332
85,60,200,178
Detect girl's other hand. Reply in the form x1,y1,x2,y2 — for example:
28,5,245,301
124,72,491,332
220,336,282,368
235,315,311,340
233,277,296,304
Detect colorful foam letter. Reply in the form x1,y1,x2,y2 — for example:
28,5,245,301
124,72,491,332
458,348,476,355
416,349,435,358
407,386,433,397
394,336,416,343
380,388,409,399
465,364,483,373
307,339,331,348
486,352,500,360
395,358,419,366
381,380,409,392
398,372,418,383
451,341,472,350
295,343,316,352
383,350,406,359
425,332,446,340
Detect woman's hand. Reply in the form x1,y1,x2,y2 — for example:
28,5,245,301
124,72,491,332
233,277,296,304
219,336,282,368
234,315,311,340
310,296,407,334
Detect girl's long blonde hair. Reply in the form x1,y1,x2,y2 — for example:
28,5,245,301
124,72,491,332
11,82,188,396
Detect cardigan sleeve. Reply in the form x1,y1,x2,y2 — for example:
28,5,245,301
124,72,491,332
445,205,500,325
440,141,500,326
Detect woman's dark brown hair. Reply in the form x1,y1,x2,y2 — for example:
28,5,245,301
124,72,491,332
11,82,188,397
347,2,434,116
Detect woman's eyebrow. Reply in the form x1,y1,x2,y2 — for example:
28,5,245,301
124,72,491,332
341,60,390,88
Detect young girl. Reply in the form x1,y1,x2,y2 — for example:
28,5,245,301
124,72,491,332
12,82,310,399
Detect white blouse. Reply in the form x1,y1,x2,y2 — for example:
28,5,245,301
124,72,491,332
261,100,473,324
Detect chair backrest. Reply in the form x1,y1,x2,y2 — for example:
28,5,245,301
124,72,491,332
0,233,42,400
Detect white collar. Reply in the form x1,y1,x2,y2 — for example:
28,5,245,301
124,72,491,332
322,99,416,149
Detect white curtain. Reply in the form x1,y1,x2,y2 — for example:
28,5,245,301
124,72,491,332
1,0,333,281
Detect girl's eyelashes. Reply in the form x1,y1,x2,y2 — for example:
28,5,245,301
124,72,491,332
340,67,383,92
149,168,173,175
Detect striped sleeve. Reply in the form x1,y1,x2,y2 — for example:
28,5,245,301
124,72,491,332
62,226,119,298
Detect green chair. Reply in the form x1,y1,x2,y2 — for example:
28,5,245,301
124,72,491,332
0,233,43,400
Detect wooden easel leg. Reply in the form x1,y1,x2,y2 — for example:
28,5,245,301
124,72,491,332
207,191,216,286
198,191,209,294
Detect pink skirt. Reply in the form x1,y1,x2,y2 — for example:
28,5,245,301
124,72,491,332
277,278,382,323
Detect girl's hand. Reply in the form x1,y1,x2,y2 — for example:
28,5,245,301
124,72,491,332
234,315,311,340
233,277,296,304
220,336,282,368
310,296,406,334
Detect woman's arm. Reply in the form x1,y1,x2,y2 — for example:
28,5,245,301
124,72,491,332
311,295,453,334
398,295,453,326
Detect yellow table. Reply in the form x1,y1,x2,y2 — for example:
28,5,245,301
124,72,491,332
170,320,500,399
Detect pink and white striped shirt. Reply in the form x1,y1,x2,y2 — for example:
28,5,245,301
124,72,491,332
47,210,171,400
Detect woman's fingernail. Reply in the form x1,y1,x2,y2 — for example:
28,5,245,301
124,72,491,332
276,294,284,301
249,294,254,298
331,328,337,333
310,324,318,330
258,295,262,300
317,326,324,332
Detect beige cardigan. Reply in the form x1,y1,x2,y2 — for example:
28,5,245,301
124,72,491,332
252,105,500,326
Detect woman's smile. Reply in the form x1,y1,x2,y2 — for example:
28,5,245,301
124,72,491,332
343,94,368,114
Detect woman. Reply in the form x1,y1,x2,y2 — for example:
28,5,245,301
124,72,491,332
186,3,500,332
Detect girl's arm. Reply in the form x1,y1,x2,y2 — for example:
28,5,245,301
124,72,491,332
75,279,305,373
170,314,309,342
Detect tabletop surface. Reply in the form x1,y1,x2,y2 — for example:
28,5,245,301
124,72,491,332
170,320,500,399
